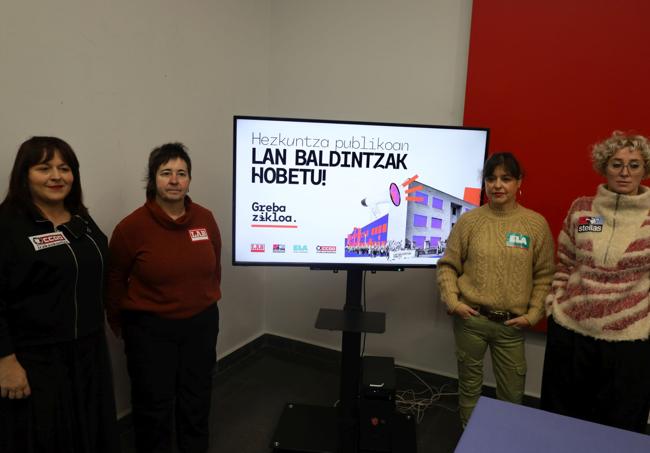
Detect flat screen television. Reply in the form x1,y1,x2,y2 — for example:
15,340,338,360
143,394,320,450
232,116,488,270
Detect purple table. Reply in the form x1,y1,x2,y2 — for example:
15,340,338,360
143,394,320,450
455,397,649,453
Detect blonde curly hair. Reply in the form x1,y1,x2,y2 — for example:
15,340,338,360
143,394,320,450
592,131,650,176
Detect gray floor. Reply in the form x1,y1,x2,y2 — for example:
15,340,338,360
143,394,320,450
119,337,464,452
119,336,650,452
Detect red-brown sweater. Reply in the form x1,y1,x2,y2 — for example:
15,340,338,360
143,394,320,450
106,198,221,332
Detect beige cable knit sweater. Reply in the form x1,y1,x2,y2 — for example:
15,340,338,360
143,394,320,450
437,204,555,325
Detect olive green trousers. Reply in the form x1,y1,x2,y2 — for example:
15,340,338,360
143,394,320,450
453,314,527,427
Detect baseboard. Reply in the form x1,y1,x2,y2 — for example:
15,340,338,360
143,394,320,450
116,332,525,424
214,333,540,407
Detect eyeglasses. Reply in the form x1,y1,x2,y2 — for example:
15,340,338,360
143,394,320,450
607,160,645,174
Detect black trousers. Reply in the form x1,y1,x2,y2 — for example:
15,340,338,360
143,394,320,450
0,331,120,453
540,316,650,433
123,304,219,453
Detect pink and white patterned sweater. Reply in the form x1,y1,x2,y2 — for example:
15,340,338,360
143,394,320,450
547,184,650,341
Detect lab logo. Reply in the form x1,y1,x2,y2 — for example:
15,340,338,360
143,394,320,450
28,232,70,251
250,243,265,253
188,228,209,242
577,216,603,233
505,233,529,249
293,244,308,253
316,245,337,253
273,244,286,253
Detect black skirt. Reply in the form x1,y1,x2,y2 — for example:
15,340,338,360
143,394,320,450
0,331,120,453
541,316,650,433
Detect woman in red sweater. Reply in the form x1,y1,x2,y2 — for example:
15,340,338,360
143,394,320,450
107,143,222,453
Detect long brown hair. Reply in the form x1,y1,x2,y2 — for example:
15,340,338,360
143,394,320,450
0,136,88,216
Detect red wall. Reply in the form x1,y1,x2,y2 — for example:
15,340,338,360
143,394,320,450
463,0,650,329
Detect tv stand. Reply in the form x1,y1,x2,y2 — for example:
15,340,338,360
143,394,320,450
271,269,415,453
319,270,385,453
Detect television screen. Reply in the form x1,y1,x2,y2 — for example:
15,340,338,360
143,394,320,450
233,116,488,269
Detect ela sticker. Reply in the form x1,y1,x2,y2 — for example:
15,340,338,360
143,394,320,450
506,232,530,249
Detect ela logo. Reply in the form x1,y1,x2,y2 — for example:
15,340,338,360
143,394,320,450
506,233,529,249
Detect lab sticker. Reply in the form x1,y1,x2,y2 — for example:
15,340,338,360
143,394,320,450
189,228,210,242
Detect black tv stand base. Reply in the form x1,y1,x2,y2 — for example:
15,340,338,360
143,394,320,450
271,403,416,453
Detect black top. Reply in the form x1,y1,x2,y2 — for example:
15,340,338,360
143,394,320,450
0,206,108,357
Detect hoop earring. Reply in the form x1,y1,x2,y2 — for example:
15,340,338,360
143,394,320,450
518,189,523,197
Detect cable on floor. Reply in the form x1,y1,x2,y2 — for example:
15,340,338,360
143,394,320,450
394,366,459,423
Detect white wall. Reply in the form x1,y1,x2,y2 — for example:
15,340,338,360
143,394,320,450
0,0,549,419
0,0,270,417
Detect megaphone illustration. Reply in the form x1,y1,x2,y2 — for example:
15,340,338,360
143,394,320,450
360,182,401,219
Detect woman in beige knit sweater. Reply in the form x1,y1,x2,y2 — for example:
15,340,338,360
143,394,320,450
541,132,650,433
437,152,555,427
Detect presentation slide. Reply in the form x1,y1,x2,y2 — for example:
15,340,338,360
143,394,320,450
233,116,488,268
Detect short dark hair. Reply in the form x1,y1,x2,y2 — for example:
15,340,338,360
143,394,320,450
145,142,192,200
482,152,524,180
0,136,88,216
